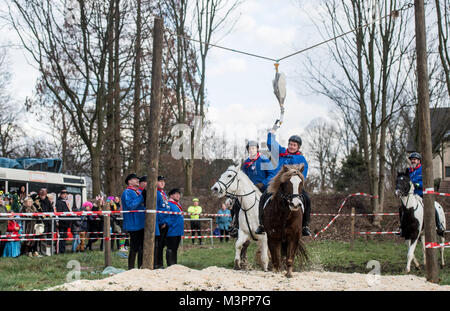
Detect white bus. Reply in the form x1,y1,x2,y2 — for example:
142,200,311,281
0,167,87,210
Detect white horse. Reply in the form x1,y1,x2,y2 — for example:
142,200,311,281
211,165,269,271
395,170,446,273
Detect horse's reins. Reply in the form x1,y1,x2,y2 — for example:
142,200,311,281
217,169,260,241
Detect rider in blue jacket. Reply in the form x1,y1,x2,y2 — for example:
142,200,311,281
402,152,444,235
229,141,272,238
255,132,312,236
408,152,423,197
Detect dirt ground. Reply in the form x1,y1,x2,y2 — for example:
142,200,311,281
52,264,450,291
51,193,450,291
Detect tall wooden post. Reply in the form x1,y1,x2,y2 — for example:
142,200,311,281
350,207,356,250
414,0,439,283
104,214,111,267
142,17,164,269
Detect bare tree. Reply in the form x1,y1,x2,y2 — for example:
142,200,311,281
0,48,23,157
302,0,415,225
304,118,341,192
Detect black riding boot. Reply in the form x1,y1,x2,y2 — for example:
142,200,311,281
166,249,176,266
128,250,137,270
301,190,312,236
229,200,240,238
396,206,405,237
436,208,445,236
153,237,163,269
137,251,143,269
255,191,270,234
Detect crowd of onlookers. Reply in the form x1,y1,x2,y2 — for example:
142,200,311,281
0,188,128,258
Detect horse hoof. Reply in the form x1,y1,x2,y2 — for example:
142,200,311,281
234,260,241,270
441,264,445,269
285,272,293,278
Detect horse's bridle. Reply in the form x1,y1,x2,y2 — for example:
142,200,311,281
216,169,258,211
278,192,304,210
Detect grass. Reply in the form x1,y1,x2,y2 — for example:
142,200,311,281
1,238,449,290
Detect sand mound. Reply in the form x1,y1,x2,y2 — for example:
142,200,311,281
50,265,450,291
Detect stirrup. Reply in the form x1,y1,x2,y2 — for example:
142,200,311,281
302,226,311,237
230,227,238,238
255,225,265,234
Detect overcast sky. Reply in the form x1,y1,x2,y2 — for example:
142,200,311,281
1,0,337,156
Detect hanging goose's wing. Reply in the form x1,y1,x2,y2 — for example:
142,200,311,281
272,71,286,131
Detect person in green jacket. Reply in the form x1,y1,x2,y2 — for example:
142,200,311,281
187,198,202,245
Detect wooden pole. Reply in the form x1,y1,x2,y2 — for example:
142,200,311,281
350,207,355,250
142,16,164,269
414,0,439,283
104,214,111,267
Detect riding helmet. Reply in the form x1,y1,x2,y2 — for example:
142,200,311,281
246,140,259,151
288,135,302,146
408,152,422,161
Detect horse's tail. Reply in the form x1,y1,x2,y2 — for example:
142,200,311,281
295,238,309,266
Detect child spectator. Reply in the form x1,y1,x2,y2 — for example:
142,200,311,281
3,213,21,258
216,203,232,242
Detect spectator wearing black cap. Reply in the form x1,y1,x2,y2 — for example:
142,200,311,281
121,173,145,269
166,188,184,266
139,176,147,206
154,175,170,269
55,189,72,254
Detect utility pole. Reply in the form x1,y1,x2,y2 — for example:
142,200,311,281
142,17,164,269
414,0,439,282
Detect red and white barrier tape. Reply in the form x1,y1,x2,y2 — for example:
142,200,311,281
423,190,450,197
425,242,450,249
0,236,129,242
184,229,212,232
182,235,230,239
313,193,378,240
356,231,399,235
0,209,230,218
312,212,399,217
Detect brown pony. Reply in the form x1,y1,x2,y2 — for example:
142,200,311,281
264,164,308,278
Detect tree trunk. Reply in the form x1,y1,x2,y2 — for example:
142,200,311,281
113,0,122,195
91,150,101,197
183,158,193,196
132,0,142,175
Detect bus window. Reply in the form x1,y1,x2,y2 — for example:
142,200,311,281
47,184,66,196
28,182,49,194
8,182,26,195
0,180,5,193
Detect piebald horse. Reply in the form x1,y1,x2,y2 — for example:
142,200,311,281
211,165,269,271
395,170,446,273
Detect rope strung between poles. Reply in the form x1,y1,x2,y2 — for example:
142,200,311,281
164,3,414,64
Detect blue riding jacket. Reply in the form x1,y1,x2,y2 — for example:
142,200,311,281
121,187,145,232
262,132,309,189
409,164,423,197
241,153,271,192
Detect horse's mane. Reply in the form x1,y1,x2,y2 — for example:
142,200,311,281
268,164,305,194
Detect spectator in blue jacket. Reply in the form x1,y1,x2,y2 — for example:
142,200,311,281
404,152,444,235
121,173,145,270
154,175,170,269
216,202,232,242
255,131,312,236
166,188,184,266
